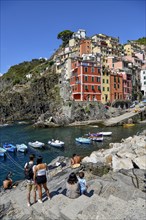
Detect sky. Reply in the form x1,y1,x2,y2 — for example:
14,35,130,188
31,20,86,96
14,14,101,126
0,0,146,74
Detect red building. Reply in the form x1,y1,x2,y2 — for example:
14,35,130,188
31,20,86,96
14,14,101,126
110,73,123,102
70,60,102,101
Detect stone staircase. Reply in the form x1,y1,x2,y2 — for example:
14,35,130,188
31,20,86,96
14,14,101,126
28,193,145,220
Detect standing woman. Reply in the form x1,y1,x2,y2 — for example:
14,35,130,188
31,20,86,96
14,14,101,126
34,156,51,203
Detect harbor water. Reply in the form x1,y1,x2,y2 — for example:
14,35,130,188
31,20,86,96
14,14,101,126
0,122,145,185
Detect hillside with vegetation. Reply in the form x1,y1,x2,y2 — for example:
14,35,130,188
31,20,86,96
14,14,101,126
135,37,146,46
0,57,110,125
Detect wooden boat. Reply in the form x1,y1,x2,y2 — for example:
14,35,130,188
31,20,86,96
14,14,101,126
48,140,64,148
75,137,91,144
123,123,135,128
0,147,7,156
28,141,45,148
16,144,28,153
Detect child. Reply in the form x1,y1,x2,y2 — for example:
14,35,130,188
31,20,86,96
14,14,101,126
78,171,88,195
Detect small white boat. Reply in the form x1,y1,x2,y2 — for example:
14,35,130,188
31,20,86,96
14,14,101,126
99,132,112,136
48,139,64,148
16,144,28,153
28,141,45,148
0,147,7,157
76,137,91,144
90,136,103,142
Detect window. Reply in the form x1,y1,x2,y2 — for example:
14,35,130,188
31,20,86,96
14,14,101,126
114,84,116,89
91,67,95,72
103,79,105,83
92,77,94,82
106,79,109,83
143,71,145,74
144,76,146,80
98,86,101,91
144,81,146,85
85,85,88,90
114,76,116,82
92,85,95,90
85,76,88,81
118,84,120,89
97,77,100,82
107,87,109,91
114,93,116,99
103,87,105,91
84,67,88,72
118,78,120,83
98,68,100,74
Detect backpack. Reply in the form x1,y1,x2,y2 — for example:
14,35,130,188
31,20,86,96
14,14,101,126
24,163,34,180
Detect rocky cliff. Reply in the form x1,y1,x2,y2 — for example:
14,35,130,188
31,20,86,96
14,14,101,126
0,59,121,126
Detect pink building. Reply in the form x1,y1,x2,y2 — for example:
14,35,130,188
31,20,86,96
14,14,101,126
107,57,132,100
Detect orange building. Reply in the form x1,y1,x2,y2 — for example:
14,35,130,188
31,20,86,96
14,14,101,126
79,39,91,56
110,73,123,102
70,60,101,101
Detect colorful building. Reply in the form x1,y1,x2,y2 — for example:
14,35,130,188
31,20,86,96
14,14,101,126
70,59,101,101
110,73,123,102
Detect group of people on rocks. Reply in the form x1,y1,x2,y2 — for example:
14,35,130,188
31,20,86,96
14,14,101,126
3,153,87,207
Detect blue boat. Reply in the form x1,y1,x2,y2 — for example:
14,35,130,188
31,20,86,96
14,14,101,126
3,144,16,152
75,137,91,144
0,147,7,156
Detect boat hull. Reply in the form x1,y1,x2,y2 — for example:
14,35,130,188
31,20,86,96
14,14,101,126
75,138,91,144
3,144,16,152
28,141,45,148
123,124,135,128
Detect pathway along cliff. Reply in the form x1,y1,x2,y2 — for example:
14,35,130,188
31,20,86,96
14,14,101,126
0,130,146,220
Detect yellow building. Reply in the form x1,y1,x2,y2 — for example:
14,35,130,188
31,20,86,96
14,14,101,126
101,67,110,104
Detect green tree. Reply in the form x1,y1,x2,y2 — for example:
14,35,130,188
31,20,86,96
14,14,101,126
57,30,74,46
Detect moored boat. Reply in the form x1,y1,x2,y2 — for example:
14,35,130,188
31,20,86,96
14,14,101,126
48,140,64,148
123,123,135,128
99,132,112,136
89,136,103,142
75,137,91,144
16,144,28,153
28,141,45,148
0,147,7,156
3,144,16,152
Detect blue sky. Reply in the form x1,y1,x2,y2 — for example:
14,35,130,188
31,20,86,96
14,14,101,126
0,0,146,74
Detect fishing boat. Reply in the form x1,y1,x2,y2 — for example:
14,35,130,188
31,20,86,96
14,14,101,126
75,137,91,144
3,144,16,152
0,147,7,157
16,144,28,153
28,141,45,148
48,139,64,148
123,123,135,128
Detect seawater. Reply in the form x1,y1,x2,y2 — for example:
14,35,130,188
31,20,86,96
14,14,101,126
0,122,145,185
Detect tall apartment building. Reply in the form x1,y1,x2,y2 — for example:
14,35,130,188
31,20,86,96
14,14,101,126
70,58,101,101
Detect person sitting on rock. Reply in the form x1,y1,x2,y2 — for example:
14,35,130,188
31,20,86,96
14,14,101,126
3,172,13,190
78,171,88,195
71,154,81,168
66,172,80,199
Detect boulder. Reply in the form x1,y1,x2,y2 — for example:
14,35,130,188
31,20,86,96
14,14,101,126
112,155,133,171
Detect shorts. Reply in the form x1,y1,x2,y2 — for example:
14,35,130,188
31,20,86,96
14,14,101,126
36,175,47,184
27,182,36,192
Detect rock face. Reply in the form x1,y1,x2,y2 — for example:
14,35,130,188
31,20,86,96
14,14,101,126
0,61,122,126
0,132,146,220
